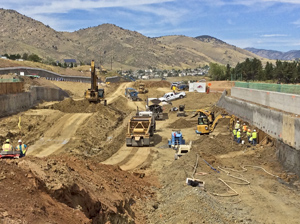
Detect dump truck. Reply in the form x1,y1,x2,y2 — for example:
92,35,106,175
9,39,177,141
138,83,148,94
196,113,231,134
85,60,107,105
126,114,156,147
125,87,141,101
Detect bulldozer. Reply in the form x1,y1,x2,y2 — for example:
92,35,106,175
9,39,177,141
85,60,107,105
138,83,148,94
195,113,231,134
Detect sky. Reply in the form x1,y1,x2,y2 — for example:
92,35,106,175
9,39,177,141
2,0,300,52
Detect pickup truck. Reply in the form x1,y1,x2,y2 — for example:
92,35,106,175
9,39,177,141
149,91,186,102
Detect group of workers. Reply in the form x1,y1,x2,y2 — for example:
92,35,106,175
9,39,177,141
1,139,27,158
232,120,257,146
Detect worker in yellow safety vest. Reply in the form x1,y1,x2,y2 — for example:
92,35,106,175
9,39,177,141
242,123,247,133
2,139,13,151
16,139,28,158
235,120,240,130
252,129,257,146
247,129,252,142
233,129,237,141
237,129,241,143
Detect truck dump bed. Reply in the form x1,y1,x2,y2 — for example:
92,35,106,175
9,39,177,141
126,116,155,147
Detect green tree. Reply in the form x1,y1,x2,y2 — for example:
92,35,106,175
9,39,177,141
22,53,28,60
209,62,226,80
28,54,41,62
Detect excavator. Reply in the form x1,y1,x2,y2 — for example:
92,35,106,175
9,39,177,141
85,60,107,105
195,113,231,134
191,109,215,124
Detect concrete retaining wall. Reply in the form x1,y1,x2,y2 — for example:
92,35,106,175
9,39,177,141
0,86,69,117
217,91,300,150
0,67,91,83
276,140,300,177
231,87,300,115
217,91,300,176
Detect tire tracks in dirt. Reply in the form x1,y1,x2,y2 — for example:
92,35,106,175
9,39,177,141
28,113,92,157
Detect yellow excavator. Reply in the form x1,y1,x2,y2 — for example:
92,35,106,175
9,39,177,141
195,112,231,134
85,60,107,105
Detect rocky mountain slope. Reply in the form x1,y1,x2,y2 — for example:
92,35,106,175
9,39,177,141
0,8,263,69
245,47,300,60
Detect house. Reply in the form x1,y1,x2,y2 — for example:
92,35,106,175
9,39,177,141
63,59,77,66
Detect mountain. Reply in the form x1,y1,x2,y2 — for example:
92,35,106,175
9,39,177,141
245,48,300,60
0,8,265,69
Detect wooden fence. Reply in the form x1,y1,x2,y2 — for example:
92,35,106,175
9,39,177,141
0,82,24,95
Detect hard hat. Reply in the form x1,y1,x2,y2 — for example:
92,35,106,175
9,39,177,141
248,129,251,132
254,129,256,132
238,129,241,131
5,139,10,143
243,123,246,125
18,139,22,143
237,121,239,123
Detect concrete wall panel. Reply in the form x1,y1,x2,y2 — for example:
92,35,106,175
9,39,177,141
217,91,300,150
0,86,68,117
231,87,300,115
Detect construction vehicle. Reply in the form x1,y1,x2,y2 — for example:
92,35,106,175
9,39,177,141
126,111,156,147
191,109,215,124
146,98,164,120
125,87,141,101
168,130,186,148
196,113,231,134
177,105,186,117
85,60,107,105
138,83,148,94
168,130,192,159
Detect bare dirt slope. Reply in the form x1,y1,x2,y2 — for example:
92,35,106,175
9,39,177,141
0,80,300,224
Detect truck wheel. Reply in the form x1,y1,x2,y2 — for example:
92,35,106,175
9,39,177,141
180,95,183,99
104,100,107,106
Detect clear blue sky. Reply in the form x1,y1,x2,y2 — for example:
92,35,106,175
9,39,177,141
2,0,300,52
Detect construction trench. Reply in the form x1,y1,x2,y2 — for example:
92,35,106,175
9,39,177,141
0,78,300,223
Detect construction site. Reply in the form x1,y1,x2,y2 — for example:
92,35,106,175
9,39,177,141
1,66,300,224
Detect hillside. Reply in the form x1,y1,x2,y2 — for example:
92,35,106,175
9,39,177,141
156,35,265,66
245,48,300,60
1,8,266,69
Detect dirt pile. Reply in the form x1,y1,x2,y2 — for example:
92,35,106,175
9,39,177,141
134,81,171,88
167,118,194,129
0,155,154,223
41,98,108,113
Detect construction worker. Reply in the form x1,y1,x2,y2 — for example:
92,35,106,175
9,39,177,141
242,123,247,133
252,129,257,146
247,129,251,142
16,139,27,158
235,120,240,130
233,129,237,141
237,129,241,143
2,139,13,151
249,136,253,144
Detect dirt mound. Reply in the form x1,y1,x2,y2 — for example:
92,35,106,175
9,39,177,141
42,98,108,113
0,155,154,223
135,81,171,88
167,118,194,129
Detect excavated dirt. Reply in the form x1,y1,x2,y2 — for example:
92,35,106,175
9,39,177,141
1,80,300,224
166,118,194,129
0,155,154,223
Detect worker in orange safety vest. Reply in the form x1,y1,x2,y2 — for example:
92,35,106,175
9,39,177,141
242,123,247,133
